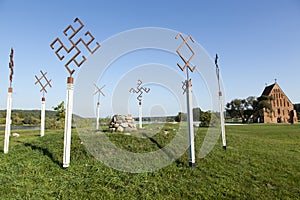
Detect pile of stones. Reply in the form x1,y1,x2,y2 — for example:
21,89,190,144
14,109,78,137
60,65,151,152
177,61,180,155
109,114,137,132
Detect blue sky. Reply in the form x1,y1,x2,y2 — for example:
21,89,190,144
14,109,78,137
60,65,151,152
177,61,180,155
0,0,299,117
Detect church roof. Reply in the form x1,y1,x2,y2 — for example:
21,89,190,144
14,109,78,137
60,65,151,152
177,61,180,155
261,83,276,96
261,82,294,105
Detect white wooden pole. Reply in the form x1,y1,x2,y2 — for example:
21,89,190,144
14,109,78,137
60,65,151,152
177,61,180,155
63,77,74,168
186,80,195,167
96,102,100,130
4,87,13,154
219,92,226,150
138,101,142,129
40,97,46,137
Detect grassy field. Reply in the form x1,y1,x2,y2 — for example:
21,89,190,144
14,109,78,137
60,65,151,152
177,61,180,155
0,123,299,199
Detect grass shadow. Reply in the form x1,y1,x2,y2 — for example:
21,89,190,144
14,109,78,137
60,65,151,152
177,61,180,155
141,132,185,166
24,142,62,168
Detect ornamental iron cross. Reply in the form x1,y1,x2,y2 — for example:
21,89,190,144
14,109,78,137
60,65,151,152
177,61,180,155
94,84,105,103
129,80,150,102
175,33,197,73
182,81,187,94
50,18,100,77
215,54,222,96
9,48,14,88
215,53,219,81
35,70,52,97
182,79,192,94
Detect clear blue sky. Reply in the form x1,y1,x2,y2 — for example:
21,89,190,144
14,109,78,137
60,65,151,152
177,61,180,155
0,0,299,117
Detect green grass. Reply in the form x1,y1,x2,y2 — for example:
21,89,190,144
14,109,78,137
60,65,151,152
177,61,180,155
0,124,299,199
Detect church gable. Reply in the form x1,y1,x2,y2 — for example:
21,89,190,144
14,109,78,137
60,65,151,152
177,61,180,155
261,83,275,96
260,82,297,123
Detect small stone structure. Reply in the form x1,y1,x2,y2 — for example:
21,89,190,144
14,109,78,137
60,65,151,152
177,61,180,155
109,114,137,132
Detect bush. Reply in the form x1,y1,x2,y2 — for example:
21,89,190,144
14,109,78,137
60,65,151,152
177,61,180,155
22,116,39,125
175,109,219,127
199,111,211,127
45,118,64,130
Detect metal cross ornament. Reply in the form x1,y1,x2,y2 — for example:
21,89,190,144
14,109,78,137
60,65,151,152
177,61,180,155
9,48,14,88
175,33,197,73
182,79,192,94
215,53,227,150
215,53,222,96
182,81,187,94
50,18,100,77
215,54,220,81
176,32,196,167
94,84,106,103
129,80,150,102
35,70,52,97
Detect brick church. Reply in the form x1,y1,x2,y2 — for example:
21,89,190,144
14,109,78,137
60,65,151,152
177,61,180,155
260,82,298,123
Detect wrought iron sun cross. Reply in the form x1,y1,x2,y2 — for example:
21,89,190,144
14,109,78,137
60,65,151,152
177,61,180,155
35,70,52,97
129,79,150,102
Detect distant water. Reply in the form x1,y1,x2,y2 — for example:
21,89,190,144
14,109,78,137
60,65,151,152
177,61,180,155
135,121,153,125
0,126,40,131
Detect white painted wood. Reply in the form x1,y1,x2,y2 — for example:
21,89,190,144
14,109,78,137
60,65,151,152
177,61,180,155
186,81,195,166
4,90,12,154
96,103,100,130
219,94,226,149
40,99,46,137
63,82,74,168
139,103,142,129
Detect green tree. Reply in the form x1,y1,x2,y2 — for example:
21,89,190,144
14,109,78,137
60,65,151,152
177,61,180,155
199,111,211,127
193,107,201,121
294,104,300,120
175,112,187,122
175,108,214,127
53,101,65,121
253,95,273,122
226,96,272,123
22,116,39,125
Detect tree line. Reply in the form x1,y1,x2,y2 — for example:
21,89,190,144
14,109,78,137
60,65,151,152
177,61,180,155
225,96,273,123
294,103,300,120
226,96,300,123
175,108,219,127
0,101,67,129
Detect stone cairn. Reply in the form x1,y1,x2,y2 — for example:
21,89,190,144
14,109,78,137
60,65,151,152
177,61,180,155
109,114,137,132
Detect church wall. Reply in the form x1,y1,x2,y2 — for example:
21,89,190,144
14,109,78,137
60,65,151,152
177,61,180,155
263,84,297,124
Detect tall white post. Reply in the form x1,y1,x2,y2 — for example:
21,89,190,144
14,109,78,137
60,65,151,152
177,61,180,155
40,97,46,137
215,53,226,150
186,80,195,167
138,101,142,129
219,91,226,150
4,87,13,154
96,102,100,130
63,77,74,168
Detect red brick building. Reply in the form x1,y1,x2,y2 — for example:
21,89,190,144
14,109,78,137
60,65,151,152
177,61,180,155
261,82,297,123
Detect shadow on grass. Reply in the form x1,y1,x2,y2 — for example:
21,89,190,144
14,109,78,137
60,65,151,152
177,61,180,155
141,133,185,166
24,142,62,168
